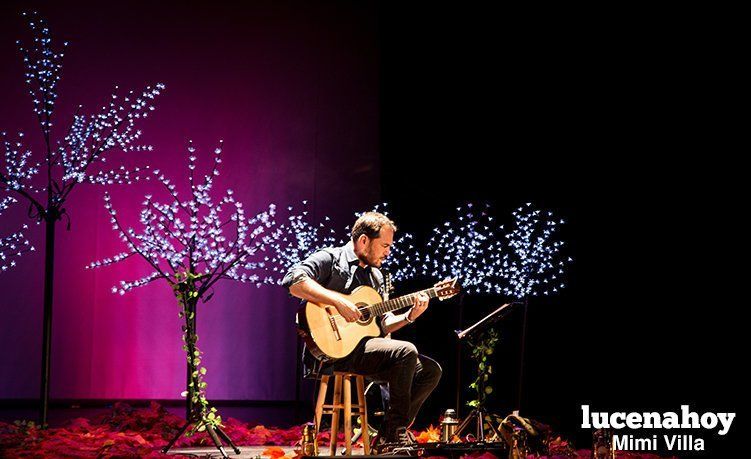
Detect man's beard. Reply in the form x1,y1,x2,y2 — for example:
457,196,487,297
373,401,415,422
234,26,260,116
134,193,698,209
358,249,381,267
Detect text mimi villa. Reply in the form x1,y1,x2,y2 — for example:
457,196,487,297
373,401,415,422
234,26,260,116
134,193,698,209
581,405,736,452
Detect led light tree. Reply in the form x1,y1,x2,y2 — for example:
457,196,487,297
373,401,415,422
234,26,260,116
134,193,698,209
496,202,571,410
500,202,570,299
0,12,164,425
421,202,571,412
88,141,284,457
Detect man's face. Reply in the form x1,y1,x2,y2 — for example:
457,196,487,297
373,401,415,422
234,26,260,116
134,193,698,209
356,226,394,268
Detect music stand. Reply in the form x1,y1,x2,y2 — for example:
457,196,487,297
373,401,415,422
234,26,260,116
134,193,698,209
454,302,519,442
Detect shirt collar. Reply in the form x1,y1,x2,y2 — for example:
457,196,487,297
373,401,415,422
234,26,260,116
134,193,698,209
343,241,366,268
343,241,359,263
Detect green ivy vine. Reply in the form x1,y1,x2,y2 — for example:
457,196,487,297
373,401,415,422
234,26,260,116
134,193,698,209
467,327,499,410
173,270,222,435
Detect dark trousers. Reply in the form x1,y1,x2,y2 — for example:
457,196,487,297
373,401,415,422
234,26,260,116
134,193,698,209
330,337,442,435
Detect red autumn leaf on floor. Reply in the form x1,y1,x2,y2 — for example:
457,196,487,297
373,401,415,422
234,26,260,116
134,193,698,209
0,403,683,458
415,424,441,443
262,445,287,458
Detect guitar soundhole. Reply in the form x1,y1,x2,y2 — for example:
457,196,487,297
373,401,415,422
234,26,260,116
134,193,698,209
357,303,372,322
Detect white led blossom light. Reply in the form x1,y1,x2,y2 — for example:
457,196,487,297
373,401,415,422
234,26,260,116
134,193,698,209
501,203,571,298
422,203,500,294
422,202,571,298
88,141,281,294
0,12,164,273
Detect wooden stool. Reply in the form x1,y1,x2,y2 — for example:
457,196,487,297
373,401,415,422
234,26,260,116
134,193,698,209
314,372,370,455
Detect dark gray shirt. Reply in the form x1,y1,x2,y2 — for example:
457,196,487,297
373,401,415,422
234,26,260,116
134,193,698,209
282,241,389,298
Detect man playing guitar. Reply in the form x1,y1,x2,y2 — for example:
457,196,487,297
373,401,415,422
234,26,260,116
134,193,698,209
282,212,442,450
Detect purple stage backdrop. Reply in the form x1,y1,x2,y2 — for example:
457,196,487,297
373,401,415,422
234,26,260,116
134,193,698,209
0,1,380,401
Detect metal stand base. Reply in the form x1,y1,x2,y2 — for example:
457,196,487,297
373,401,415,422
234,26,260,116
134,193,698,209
455,406,502,442
162,416,241,458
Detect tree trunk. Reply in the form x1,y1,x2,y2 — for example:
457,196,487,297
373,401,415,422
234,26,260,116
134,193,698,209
39,218,56,426
184,296,199,419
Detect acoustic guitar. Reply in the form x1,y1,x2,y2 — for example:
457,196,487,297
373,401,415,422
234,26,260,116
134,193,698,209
297,278,461,361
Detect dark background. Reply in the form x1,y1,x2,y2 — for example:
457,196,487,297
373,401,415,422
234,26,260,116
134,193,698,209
1,1,744,455
379,4,744,455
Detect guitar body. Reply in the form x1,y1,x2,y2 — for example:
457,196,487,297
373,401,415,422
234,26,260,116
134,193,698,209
297,285,384,361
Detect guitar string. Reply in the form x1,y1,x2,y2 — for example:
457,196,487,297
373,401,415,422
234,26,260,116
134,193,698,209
321,279,457,322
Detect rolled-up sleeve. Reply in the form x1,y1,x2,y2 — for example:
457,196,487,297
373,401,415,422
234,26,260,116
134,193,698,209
281,250,334,291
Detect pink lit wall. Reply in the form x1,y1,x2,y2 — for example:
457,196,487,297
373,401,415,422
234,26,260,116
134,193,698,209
0,1,380,401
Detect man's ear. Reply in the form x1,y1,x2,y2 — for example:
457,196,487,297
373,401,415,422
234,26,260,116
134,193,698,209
356,234,369,247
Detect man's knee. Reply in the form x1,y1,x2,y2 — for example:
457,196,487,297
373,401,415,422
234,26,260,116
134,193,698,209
422,357,443,384
393,340,418,359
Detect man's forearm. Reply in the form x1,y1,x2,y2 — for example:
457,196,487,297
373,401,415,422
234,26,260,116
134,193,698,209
381,310,413,334
289,277,347,308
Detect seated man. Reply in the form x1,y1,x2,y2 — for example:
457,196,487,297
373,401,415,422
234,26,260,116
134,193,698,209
282,211,441,448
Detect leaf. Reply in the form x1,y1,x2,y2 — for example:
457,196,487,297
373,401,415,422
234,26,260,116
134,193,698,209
262,446,286,458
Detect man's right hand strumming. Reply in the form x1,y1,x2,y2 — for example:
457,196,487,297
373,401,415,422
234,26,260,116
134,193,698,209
335,297,362,322
288,276,362,322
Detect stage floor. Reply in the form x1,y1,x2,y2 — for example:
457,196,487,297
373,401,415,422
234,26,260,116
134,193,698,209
0,403,679,458
165,445,363,458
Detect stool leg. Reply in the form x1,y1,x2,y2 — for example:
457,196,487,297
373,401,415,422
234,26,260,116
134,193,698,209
344,376,352,455
315,375,329,434
356,375,371,455
330,375,343,456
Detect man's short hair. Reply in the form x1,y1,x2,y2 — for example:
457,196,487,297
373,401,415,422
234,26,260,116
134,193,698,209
351,212,397,242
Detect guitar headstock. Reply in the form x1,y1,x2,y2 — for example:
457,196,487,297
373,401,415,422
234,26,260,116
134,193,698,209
433,277,461,301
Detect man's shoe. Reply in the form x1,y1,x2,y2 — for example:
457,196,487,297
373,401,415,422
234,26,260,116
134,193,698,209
394,427,416,446
373,427,416,454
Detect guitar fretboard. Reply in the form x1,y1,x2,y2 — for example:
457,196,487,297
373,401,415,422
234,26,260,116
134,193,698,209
367,288,438,317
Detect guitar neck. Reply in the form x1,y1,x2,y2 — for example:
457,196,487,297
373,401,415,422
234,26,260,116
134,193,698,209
369,288,438,317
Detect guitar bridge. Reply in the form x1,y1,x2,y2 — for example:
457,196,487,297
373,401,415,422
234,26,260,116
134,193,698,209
327,308,342,341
